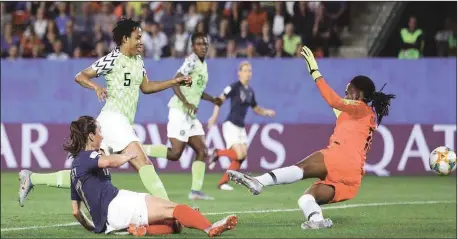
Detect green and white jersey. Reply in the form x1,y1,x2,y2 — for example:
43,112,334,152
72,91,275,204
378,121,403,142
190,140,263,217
168,53,208,118
91,49,145,124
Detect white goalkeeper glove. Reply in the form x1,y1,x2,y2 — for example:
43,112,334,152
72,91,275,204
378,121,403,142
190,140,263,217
300,46,322,82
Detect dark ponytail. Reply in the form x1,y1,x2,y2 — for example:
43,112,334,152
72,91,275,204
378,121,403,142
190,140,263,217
63,116,97,156
371,84,396,125
350,76,396,126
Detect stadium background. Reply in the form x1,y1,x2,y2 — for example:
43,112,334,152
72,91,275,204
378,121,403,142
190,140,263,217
1,1,456,175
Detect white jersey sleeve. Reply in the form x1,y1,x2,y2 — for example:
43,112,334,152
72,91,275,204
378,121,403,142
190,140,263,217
176,53,197,76
91,49,120,77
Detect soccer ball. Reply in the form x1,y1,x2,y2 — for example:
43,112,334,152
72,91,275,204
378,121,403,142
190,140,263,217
429,146,457,175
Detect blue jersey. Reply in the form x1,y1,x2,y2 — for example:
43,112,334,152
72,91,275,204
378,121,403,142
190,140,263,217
70,151,119,233
223,81,257,127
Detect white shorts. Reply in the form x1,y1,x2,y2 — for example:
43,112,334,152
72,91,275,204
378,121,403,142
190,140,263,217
97,110,140,154
222,121,248,149
167,107,204,142
105,190,149,234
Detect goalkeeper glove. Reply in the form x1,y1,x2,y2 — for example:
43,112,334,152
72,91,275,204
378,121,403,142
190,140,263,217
300,46,322,82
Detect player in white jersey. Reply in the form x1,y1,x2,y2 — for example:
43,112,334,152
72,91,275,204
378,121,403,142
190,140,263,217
142,32,222,200
18,18,192,206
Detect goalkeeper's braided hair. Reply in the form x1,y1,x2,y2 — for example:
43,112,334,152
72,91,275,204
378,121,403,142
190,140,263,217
112,18,141,46
350,75,396,125
63,116,98,156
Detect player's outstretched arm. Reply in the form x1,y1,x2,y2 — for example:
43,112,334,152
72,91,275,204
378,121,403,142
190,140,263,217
97,152,137,169
300,46,367,117
75,67,107,102
253,106,276,117
140,73,192,94
202,92,223,106
72,200,95,232
208,94,226,129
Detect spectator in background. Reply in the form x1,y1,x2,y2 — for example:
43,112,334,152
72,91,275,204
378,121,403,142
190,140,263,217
273,38,290,58
293,2,315,45
206,2,221,37
322,2,348,34
150,22,168,59
1,2,12,30
55,2,70,35
245,43,256,58
312,3,340,57
77,32,94,57
139,4,155,26
7,45,19,60
228,2,241,36
184,4,202,33
44,19,59,38
212,18,230,57
271,2,290,37
31,44,42,58
19,26,42,58
225,39,240,58
159,2,181,36
1,23,20,57
170,22,189,57
61,20,81,56
282,23,301,56
47,40,68,60
435,18,455,57
196,1,211,14
141,21,154,58
94,41,107,58
42,30,58,55
247,2,267,35
256,23,275,57
294,43,304,57
236,20,255,56
33,7,48,39
127,2,145,17
92,24,110,48
74,2,95,34
398,16,424,59
94,2,117,34
73,47,81,58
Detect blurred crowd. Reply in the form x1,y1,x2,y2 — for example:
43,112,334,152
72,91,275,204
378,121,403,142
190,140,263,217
1,1,349,60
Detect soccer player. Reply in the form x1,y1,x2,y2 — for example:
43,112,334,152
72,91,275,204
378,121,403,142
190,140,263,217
142,32,222,200
18,18,192,206
66,115,237,236
227,46,395,229
206,61,276,191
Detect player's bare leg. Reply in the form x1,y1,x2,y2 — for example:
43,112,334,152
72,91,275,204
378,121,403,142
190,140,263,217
128,195,237,237
210,143,248,191
166,138,187,161
228,151,327,194
123,142,169,200
299,184,334,229
187,135,214,200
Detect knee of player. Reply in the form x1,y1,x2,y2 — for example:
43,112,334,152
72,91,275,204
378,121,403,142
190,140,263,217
297,194,316,209
168,152,181,161
196,148,208,159
237,151,247,160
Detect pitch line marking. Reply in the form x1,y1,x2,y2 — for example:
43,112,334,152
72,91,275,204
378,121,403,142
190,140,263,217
1,200,455,232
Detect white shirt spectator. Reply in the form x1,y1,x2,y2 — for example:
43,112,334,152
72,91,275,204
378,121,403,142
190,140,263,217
272,14,285,36
47,52,69,60
151,31,168,59
141,32,154,58
174,32,189,54
307,2,321,13
33,18,47,39
184,14,202,33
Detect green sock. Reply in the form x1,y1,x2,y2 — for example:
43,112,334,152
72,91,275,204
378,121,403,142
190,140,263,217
138,165,169,200
30,170,71,188
191,161,206,191
143,144,168,158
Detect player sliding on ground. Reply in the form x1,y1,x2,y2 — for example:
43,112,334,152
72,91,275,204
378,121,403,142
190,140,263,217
18,18,192,206
142,32,222,200
227,45,395,229
206,61,275,191
65,116,237,236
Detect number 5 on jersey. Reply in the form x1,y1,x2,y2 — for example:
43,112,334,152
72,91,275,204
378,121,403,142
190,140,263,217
124,73,131,86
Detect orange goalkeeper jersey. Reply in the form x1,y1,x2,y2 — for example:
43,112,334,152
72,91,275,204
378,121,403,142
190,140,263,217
316,78,377,166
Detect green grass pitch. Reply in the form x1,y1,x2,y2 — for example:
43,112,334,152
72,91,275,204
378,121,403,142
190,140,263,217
1,172,456,238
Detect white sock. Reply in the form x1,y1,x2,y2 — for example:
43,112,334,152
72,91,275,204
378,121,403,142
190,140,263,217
255,166,303,186
298,194,324,222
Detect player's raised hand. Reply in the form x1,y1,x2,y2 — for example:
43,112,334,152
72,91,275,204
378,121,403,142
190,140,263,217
175,75,193,87
264,109,276,117
95,87,108,102
300,46,322,82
